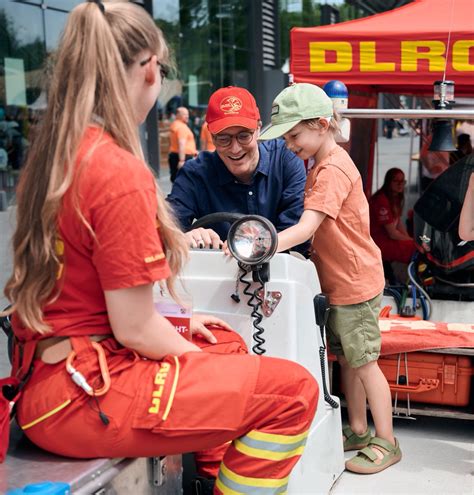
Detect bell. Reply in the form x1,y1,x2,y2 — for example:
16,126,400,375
429,119,456,152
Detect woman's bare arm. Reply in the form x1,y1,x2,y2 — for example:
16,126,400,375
459,172,474,241
105,284,201,360
396,217,410,237
384,221,412,241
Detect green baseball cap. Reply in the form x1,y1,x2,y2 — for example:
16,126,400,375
259,83,333,141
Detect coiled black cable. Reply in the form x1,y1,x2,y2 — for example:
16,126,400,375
238,263,266,355
318,327,339,409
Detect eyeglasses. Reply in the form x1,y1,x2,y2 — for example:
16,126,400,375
139,56,169,83
392,179,407,185
212,130,255,148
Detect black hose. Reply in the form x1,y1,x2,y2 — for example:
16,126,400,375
189,212,245,231
408,261,432,319
383,286,402,314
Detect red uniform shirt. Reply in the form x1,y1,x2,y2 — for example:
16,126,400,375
13,127,170,341
369,191,415,264
369,192,395,245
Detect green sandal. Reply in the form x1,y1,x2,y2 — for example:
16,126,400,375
345,437,402,474
342,426,372,452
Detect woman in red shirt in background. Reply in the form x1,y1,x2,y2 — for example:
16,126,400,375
369,168,416,265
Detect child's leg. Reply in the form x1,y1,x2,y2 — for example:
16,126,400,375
352,360,395,446
338,355,368,435
346,359,401,473
331,294,401,473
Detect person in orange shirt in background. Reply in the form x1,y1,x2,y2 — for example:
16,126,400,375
168,106,197,182
259,83,401,475
200,120,216,152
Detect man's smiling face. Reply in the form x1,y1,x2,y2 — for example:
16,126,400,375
213,126,260,182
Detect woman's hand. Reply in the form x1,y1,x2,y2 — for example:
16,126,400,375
191,313,233,344
105,284,201,359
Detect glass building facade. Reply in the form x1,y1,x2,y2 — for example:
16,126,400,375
0,0,366,187
152,0,259,170
154,0,252,113
0,0,272,182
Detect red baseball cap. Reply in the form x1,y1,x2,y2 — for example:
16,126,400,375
206,86,261,134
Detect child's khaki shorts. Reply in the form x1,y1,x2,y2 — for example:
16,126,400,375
326,292,383,368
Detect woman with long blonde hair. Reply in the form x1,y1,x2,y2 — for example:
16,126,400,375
3,2,317,493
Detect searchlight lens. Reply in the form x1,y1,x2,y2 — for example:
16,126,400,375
228,216,277,265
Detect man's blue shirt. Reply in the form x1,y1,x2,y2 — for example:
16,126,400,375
167,139,306,241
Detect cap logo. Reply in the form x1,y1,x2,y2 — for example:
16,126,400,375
271,104,279,116
220,96,242,115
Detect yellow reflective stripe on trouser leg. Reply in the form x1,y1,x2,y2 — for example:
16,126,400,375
246,429,309,444
21,399,72,430
217,462,289,494
234,429,309,461
162,356,180,421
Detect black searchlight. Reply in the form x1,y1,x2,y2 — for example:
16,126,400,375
227,215,277,266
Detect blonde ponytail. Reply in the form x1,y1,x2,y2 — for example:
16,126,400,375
4,1,187,332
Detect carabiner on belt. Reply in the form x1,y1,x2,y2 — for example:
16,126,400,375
66,341,111,396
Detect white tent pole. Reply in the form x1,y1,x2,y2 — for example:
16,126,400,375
340,109,474,119
407,96,416,212
375,132,379,193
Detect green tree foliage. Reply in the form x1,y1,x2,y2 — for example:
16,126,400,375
279,1,364,67
0,8,46,104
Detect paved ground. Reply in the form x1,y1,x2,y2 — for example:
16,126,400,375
1,135,473,494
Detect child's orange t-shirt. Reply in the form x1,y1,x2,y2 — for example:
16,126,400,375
304,146,384,305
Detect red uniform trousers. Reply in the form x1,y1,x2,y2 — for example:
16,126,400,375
17,329,318,494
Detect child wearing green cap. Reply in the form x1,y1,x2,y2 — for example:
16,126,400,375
259,83,402,474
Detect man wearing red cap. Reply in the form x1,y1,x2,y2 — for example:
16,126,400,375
167,87,307,250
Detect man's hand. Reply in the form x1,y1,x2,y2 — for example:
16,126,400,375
186,228,223,249
191,313,233,344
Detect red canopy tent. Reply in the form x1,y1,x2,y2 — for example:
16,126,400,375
290,0,474,96
290,0,474,193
